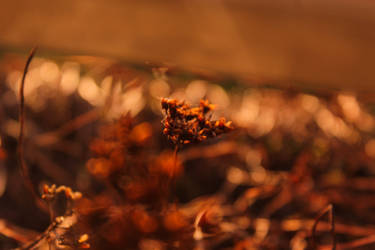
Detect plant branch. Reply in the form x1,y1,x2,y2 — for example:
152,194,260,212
312,204,336,250
18,47,46,211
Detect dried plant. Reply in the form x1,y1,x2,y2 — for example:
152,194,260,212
12,48,90,250
20,184,88,250
161,98,233,145
17,47,46,211
3,48,375,250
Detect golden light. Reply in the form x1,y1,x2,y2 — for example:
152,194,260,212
300,94,320,113
254,218,270,242
185,80,207,103
60,62,80,95
233,93,260,127
207,84,230,109
40,60,60,83
121,86,145,116
149,79,170,98
227,167,245,184
315,107,358,143
250,166,267,184
337,93,360,122
78,76,102,106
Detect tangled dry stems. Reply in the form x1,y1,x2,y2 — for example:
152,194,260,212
3,48,375,250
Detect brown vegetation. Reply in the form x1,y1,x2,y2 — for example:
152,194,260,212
1,49,375,249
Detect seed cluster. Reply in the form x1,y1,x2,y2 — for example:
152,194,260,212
42,184,82,201
161,98,233,145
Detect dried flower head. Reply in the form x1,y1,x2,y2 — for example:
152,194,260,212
42,184,82,201
161,98,233,145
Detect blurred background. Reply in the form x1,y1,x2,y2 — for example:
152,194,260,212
1,0,375,249
2,0,375,92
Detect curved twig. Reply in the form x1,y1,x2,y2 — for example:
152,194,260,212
311,204,336,250
18,47,46,211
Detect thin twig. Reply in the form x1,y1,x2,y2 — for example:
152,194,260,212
0,219,38,244
312,204,336,250
167,145,179,203
34,109,100,146
18,220,60,250
173,145,179,171
18,47,46,211
282,218,375,236
319,234,375,250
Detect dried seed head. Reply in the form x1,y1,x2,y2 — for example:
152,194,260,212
41,184,82,201
161,98,233,145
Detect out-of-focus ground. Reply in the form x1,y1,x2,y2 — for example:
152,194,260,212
1,0,375,92
1,52,375,249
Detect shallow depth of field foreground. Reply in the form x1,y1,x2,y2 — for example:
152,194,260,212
0,47,375,250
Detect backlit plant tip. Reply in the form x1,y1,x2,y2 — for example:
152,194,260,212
161,98,234,145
